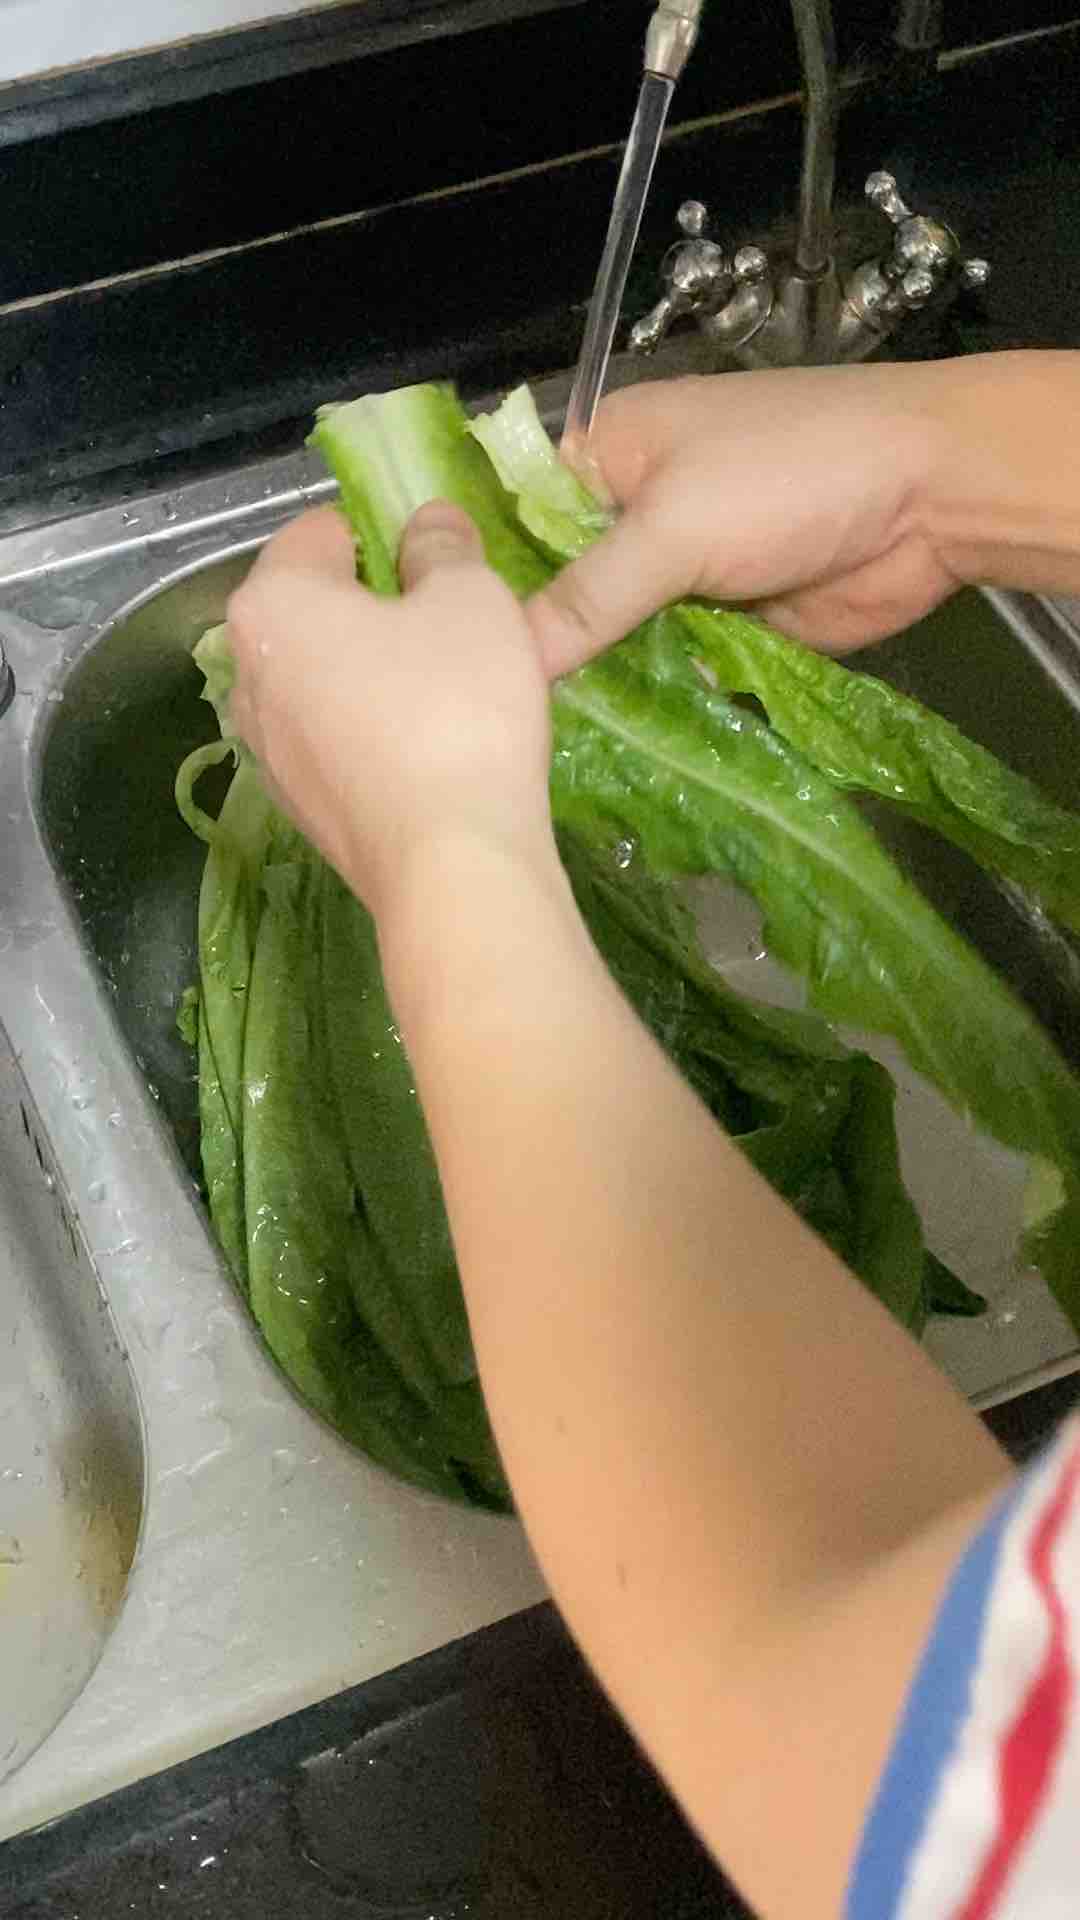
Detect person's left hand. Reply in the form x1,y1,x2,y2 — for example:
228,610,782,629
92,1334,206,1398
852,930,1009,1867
227,501,553,917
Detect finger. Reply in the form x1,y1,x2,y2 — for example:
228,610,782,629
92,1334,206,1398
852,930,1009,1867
526,507,692,679
228,507,359,672
756,540,955,654
560,376,716,504
399,501,484,590
246,504,358,585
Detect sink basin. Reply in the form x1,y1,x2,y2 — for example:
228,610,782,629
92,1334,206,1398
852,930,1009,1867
36,529,1080,1409
0,1027,142,1787
1,355,1079,1840
0,446,543,1847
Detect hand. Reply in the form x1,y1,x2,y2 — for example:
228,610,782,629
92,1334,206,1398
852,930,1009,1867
227,501,553,915
529,362,959,672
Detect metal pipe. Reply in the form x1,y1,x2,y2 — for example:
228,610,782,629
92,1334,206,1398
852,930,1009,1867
790,0,838,277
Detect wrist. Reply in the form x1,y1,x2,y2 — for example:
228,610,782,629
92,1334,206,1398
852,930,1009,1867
918,351,1080,596
374,819,580,1026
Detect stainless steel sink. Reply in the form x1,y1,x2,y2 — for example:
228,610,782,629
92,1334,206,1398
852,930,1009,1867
0,439,541,1848
0,1025,142,1789
1,351,1079,1839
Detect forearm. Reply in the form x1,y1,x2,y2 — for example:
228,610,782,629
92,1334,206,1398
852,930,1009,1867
924,349,1080,597
379,829,1010,1909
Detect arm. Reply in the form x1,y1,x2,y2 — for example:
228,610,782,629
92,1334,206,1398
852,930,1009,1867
381,828,1008,1920
528,349,1080,668
229,498,1012,1920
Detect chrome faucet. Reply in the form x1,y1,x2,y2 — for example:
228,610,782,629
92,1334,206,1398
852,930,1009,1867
630,0,989,367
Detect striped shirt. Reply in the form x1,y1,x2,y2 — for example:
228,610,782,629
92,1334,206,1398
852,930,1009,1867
848,1415,1080,1919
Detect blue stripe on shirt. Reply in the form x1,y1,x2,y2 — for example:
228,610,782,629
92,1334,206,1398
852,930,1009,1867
846,1471,1027,1920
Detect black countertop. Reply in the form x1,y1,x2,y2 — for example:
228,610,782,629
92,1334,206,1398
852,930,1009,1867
6,1606,749,1919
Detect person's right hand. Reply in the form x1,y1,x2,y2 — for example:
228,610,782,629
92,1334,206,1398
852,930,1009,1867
529,361,961,673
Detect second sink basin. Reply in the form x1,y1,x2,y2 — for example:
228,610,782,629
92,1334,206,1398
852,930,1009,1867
0,1025,142,1788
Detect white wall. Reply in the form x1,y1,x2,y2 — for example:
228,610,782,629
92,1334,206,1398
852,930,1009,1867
0,0,345,85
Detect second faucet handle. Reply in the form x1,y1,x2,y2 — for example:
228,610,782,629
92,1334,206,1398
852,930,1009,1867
630,201,769,354
864,170,989,299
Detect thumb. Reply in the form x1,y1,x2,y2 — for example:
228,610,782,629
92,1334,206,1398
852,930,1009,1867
526,508,693,680
247,503,358,584
400,501,484,589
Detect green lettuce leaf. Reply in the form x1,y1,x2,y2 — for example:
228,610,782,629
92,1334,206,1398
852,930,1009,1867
675,602,1080,938
475,382,1080,937
315,379,1080,1330
175,375,1080,1505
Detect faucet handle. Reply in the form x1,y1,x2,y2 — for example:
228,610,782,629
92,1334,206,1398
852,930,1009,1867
629,200,733,353
865,170,913,226
864,170,989,295
838,171,989,357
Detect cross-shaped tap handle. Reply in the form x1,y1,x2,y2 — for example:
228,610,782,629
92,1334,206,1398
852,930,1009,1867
864,171,989,300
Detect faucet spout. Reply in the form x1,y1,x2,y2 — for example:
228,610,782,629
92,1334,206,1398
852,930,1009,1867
790,0,838,278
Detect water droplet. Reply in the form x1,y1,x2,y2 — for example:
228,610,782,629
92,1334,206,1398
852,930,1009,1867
120,511,141,528
87,1179,106,1203
71,1092,93,1111
612,838,635,871
271,1447,298,1487
109,1236,139,1257
107,1111,123,1129
45,689,64,704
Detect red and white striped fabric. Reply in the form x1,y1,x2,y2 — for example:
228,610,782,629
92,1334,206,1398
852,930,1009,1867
848,1415,1080,1919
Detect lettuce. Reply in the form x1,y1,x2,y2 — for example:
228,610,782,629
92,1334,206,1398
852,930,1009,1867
174,379,1080,1503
